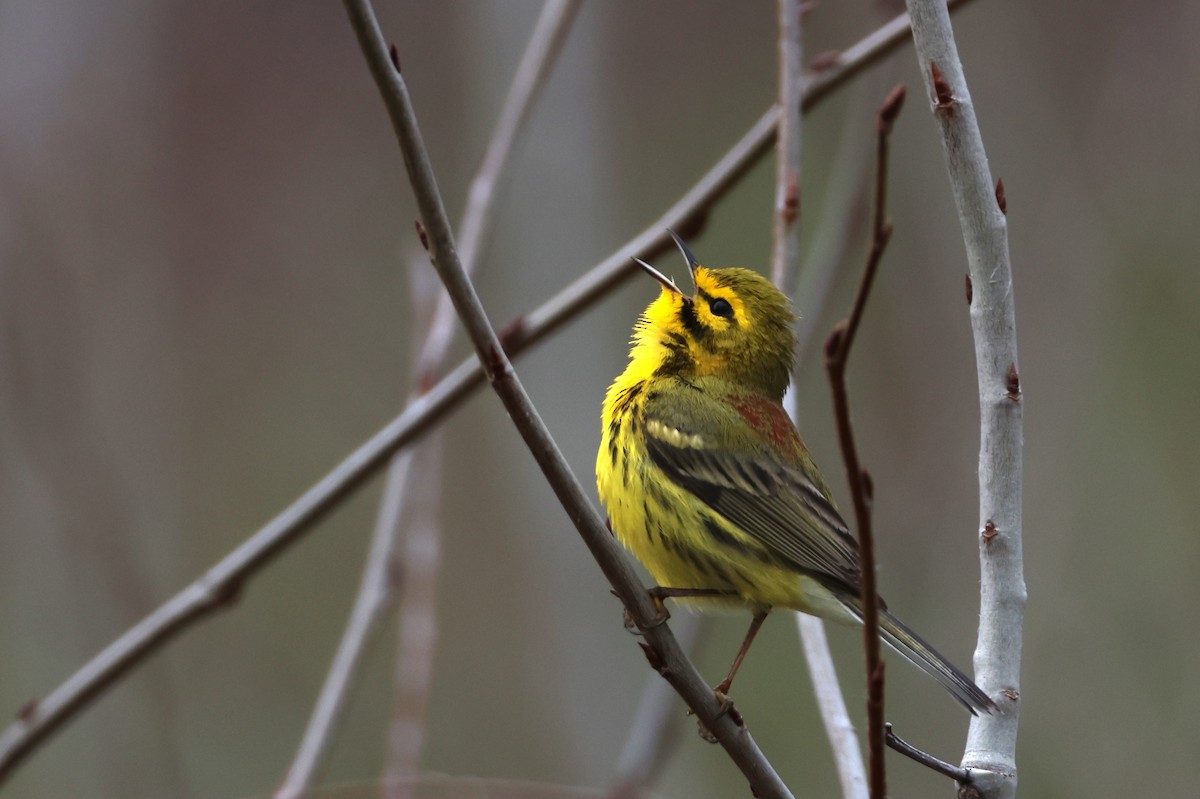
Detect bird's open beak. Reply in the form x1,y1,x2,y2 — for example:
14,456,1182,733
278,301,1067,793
631,229,701,297
633,256,683,295
668,229,701,295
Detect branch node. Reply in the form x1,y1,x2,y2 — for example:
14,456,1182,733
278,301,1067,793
995,178,1007,215
498,316,528,353
877,84,907,134
781,172,800,226
637,641,667,675
823,321,847,364
964,274,973,305
414,219,429,251
483,344,511,383
1001,687,1020,702
860,468,874,502
16,700,38,724
930,62,955,111
809,50,842,73
1005,362,1021,401
388,43,401,72
981,520,998,544
208,576,244,609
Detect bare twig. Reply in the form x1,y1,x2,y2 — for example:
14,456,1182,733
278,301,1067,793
770,0,805,295
276,453,413,799
772,4,868,797
417,0,582,382
276,4,582,795
905,2,1024,796
0,7,963,782
884,723,972,783
786,120,872,793
344,1,797,795
383,442,443,788
823,84,906,799
795,616,868,798
277,257,432,799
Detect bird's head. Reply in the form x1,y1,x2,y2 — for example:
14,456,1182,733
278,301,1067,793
633,233,795,399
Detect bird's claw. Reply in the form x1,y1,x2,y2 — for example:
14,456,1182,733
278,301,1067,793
619,588,671,635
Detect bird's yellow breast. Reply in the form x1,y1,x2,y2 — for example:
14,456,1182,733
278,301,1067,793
596,374,824,612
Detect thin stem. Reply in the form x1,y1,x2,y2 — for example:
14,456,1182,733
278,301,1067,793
383,442,442,789
0,7,963,782
276,453,413,799
344,1,796,794
770,0,804,295
885,723,972,784
905,1,1024,796
795,615,868,799
823,84,906,799
772,3,869,797
417,0,582,382
277,4,582,795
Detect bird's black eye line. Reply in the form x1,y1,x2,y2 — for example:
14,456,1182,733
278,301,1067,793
709,297,733,318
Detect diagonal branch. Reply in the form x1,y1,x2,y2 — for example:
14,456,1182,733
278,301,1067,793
418,0,582,382
905,2,1024,797
343,1,797,795
823,84,906,799
276,4,582,795
0,5,969,783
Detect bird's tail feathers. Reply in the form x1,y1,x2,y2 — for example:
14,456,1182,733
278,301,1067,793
847,602,996,715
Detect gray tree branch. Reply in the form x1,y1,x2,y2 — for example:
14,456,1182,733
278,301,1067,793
904,1,1025,796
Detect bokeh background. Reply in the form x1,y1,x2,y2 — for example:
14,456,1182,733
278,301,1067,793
2,1,1198,797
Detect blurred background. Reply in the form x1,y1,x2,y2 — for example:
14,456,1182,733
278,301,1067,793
2,1,1198,797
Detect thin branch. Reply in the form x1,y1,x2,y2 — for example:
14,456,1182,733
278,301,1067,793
276,4,582,795
0,7,963,782
884,724,971,783
795,616,868,799
278,260,429,799
786,138,871,790
904,2,1024,796
344,1,797,795
772,3,869,797
823,84,906,799
276,453,413,799
418,0,582,381
383,442,442,788
769,0,804,295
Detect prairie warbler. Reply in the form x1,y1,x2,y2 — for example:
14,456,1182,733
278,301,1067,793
596,233,994,714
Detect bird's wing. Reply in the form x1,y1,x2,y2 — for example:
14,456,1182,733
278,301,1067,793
642,409,862,593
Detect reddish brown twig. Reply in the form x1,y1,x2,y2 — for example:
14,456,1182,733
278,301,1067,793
823,83,905,799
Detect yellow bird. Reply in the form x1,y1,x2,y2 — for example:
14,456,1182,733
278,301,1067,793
596,233,994,714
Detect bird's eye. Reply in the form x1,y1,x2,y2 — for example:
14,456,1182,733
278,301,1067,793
709,297,733,318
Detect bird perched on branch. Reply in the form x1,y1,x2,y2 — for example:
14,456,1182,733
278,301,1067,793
596,232,994,714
